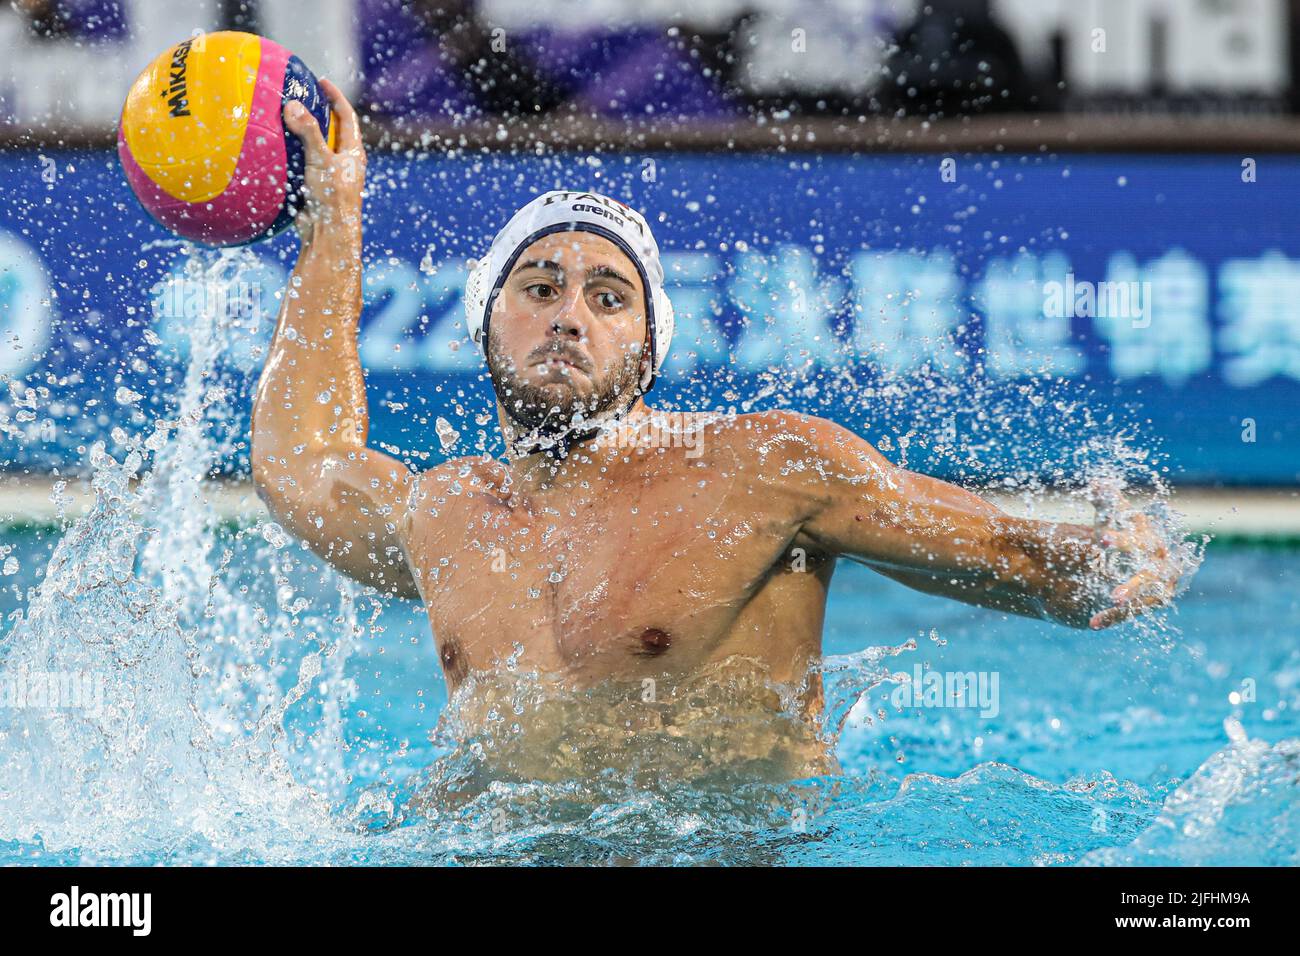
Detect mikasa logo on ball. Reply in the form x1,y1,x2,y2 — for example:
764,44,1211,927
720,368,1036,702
162,38,194,118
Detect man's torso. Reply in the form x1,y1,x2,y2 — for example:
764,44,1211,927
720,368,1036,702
401,414,836,715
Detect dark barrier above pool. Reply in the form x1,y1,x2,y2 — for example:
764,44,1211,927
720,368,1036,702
1,149,1297,484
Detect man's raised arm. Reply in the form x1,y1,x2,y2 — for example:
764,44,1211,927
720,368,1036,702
758,412,1178,630
250,81,419,600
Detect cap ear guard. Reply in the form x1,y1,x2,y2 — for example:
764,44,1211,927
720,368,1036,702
463,256,493,347
643,284,674,392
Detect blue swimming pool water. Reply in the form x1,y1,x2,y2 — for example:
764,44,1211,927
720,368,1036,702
0,510,1295,866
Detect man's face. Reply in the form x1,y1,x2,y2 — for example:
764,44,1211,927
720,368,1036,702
486,231,648,433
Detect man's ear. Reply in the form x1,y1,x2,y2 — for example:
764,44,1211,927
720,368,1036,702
637,312,653,389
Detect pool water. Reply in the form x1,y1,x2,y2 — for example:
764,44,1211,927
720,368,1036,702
0,495,1295,866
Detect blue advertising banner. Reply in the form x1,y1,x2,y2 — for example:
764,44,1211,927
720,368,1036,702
0,148,1297,484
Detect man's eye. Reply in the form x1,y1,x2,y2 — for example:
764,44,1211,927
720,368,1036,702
594,291,623,310
526,283,556,299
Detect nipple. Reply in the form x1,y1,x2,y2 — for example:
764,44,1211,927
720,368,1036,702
637,627,673,656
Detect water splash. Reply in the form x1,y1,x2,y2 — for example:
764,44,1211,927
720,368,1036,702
0,249,363,862
1081,719,1300,866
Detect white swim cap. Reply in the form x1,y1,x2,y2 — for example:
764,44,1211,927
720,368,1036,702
464,190,675,393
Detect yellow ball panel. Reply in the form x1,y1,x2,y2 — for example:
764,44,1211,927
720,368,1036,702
120,31,262,203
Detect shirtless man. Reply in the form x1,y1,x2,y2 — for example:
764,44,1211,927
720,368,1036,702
253,85,1184,779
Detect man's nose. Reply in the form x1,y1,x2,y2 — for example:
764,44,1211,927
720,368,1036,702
548,287,590,339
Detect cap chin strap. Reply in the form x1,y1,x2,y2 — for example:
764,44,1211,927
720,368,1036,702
506,415,611,461
507,422,598,462
506,395,640,461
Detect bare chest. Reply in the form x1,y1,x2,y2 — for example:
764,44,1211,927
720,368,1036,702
407,471,790,684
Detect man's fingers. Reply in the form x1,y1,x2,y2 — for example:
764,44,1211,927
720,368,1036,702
1109,567,1150,602
1112,567,1175,602
1101,527,1150,554
283,100,329,162
1092,577,1176,629
1090,600,1143,629
319,78,362,152
1089,607,1124,629
1100,529,1131,549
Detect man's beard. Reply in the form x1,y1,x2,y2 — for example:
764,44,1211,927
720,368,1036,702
486,339,642,455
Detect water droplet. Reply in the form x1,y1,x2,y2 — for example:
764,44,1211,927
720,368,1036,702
435,417,460,452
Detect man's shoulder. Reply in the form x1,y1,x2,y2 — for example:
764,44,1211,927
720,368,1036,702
678,410,890,497
406,454,510,510
689,409,855,456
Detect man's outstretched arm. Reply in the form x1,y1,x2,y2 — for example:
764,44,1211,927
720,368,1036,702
251,81,419,600
759,412,1177,629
